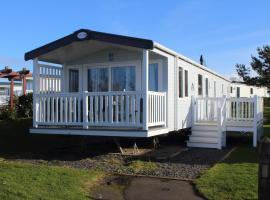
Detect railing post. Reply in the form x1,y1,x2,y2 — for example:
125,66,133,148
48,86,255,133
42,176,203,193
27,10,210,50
253,95,258,147
142,50,149,130
191,95,195,126
83,91,88,129
217,107,222,149
33,58,39,128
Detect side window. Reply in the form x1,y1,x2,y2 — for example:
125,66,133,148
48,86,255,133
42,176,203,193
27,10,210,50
250,88,253,95
149,63,158,91
69,69,79,92
184,70,188,97
205,78,209,96
178,67,183,98
230,87,233,93
237,87,240,98
214,81,216,97
222,84,224,95
198,74,203,96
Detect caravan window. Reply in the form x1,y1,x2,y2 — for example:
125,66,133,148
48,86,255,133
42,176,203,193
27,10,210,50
250,88,253,95
88,68,109,92
149,63,158,91
184,70,188,97
237,87,240,97
205,78,209,96
198,74,203,95
111,66,135,91
179,67,183,98
214,81,216,97
69,69,79,92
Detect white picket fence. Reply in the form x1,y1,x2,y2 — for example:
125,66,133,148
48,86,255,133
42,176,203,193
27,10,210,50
34,91,167,129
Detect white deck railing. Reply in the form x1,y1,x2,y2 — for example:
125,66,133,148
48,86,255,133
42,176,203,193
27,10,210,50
193,95,264,124
148,91,166,127
194,97,224,122
34,91,167,129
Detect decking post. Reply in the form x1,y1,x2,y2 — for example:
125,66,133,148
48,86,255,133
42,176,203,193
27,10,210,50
191,95,195,127
253,95,258,147
142,49,149,130
83,91,89,129
33,58,39,128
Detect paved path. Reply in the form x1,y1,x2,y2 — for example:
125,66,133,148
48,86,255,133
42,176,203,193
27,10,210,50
125,177,204,200
91,176,204,200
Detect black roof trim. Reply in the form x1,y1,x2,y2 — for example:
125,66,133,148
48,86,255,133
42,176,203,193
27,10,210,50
24,29,154,61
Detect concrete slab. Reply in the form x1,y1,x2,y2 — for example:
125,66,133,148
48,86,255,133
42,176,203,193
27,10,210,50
125,177,204,200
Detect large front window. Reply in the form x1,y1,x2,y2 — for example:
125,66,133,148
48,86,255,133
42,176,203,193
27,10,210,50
88,68,109,92
87,65,136,92
112,66,135,91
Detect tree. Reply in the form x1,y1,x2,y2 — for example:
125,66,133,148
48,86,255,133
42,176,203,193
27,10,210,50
236,45,270,89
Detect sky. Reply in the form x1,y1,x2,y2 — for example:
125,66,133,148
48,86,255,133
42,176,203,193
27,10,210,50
0,0,269,78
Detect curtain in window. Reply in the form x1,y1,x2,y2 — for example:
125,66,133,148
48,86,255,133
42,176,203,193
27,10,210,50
88,68,109,92
69,69,79,92
111,66,135,91
149,63,158,91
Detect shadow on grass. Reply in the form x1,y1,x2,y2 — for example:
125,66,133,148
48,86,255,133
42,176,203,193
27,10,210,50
0,118,120,161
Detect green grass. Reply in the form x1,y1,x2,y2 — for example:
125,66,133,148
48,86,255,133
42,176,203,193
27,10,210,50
195,106,270,200
0,160,103,200
128,160,159,173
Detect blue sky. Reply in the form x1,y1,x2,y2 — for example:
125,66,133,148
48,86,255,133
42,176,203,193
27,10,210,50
0,0,269,78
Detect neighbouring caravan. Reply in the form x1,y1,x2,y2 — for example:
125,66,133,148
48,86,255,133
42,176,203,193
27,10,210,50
0,77,33,106
25,29,265,149
230,81,269,98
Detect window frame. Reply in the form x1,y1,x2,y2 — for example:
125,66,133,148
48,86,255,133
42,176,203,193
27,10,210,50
84,61,140,92
66,65,82,93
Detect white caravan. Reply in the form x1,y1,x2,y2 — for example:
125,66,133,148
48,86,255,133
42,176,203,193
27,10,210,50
25,29,265,149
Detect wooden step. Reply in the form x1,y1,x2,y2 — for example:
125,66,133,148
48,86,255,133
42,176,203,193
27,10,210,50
191,130,218,137
188,136,218,143
192,124,218,131
187,141,220,149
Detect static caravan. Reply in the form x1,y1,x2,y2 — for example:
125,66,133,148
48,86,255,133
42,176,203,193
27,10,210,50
230,82,269,98
25,29,264,149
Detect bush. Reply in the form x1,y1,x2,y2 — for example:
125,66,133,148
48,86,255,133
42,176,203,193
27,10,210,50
264,97,270,107
16,93,33,118
0,106,17,120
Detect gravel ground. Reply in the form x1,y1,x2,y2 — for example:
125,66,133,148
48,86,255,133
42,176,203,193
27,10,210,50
11,147,231,180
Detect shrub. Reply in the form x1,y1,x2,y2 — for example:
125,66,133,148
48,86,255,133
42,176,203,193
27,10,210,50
264,97,270,107
0,106,17,120
16,93,33,118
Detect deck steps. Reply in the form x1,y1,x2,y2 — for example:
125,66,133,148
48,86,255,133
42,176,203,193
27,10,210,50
187,123,221,149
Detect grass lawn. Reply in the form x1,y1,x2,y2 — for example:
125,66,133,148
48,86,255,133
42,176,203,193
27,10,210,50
0,160,103,200
195,106,270,200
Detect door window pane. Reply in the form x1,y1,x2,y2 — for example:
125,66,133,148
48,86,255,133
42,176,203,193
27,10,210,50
69,69,79,92
112,66,135,91
88,68,109,92
149,63,158,91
